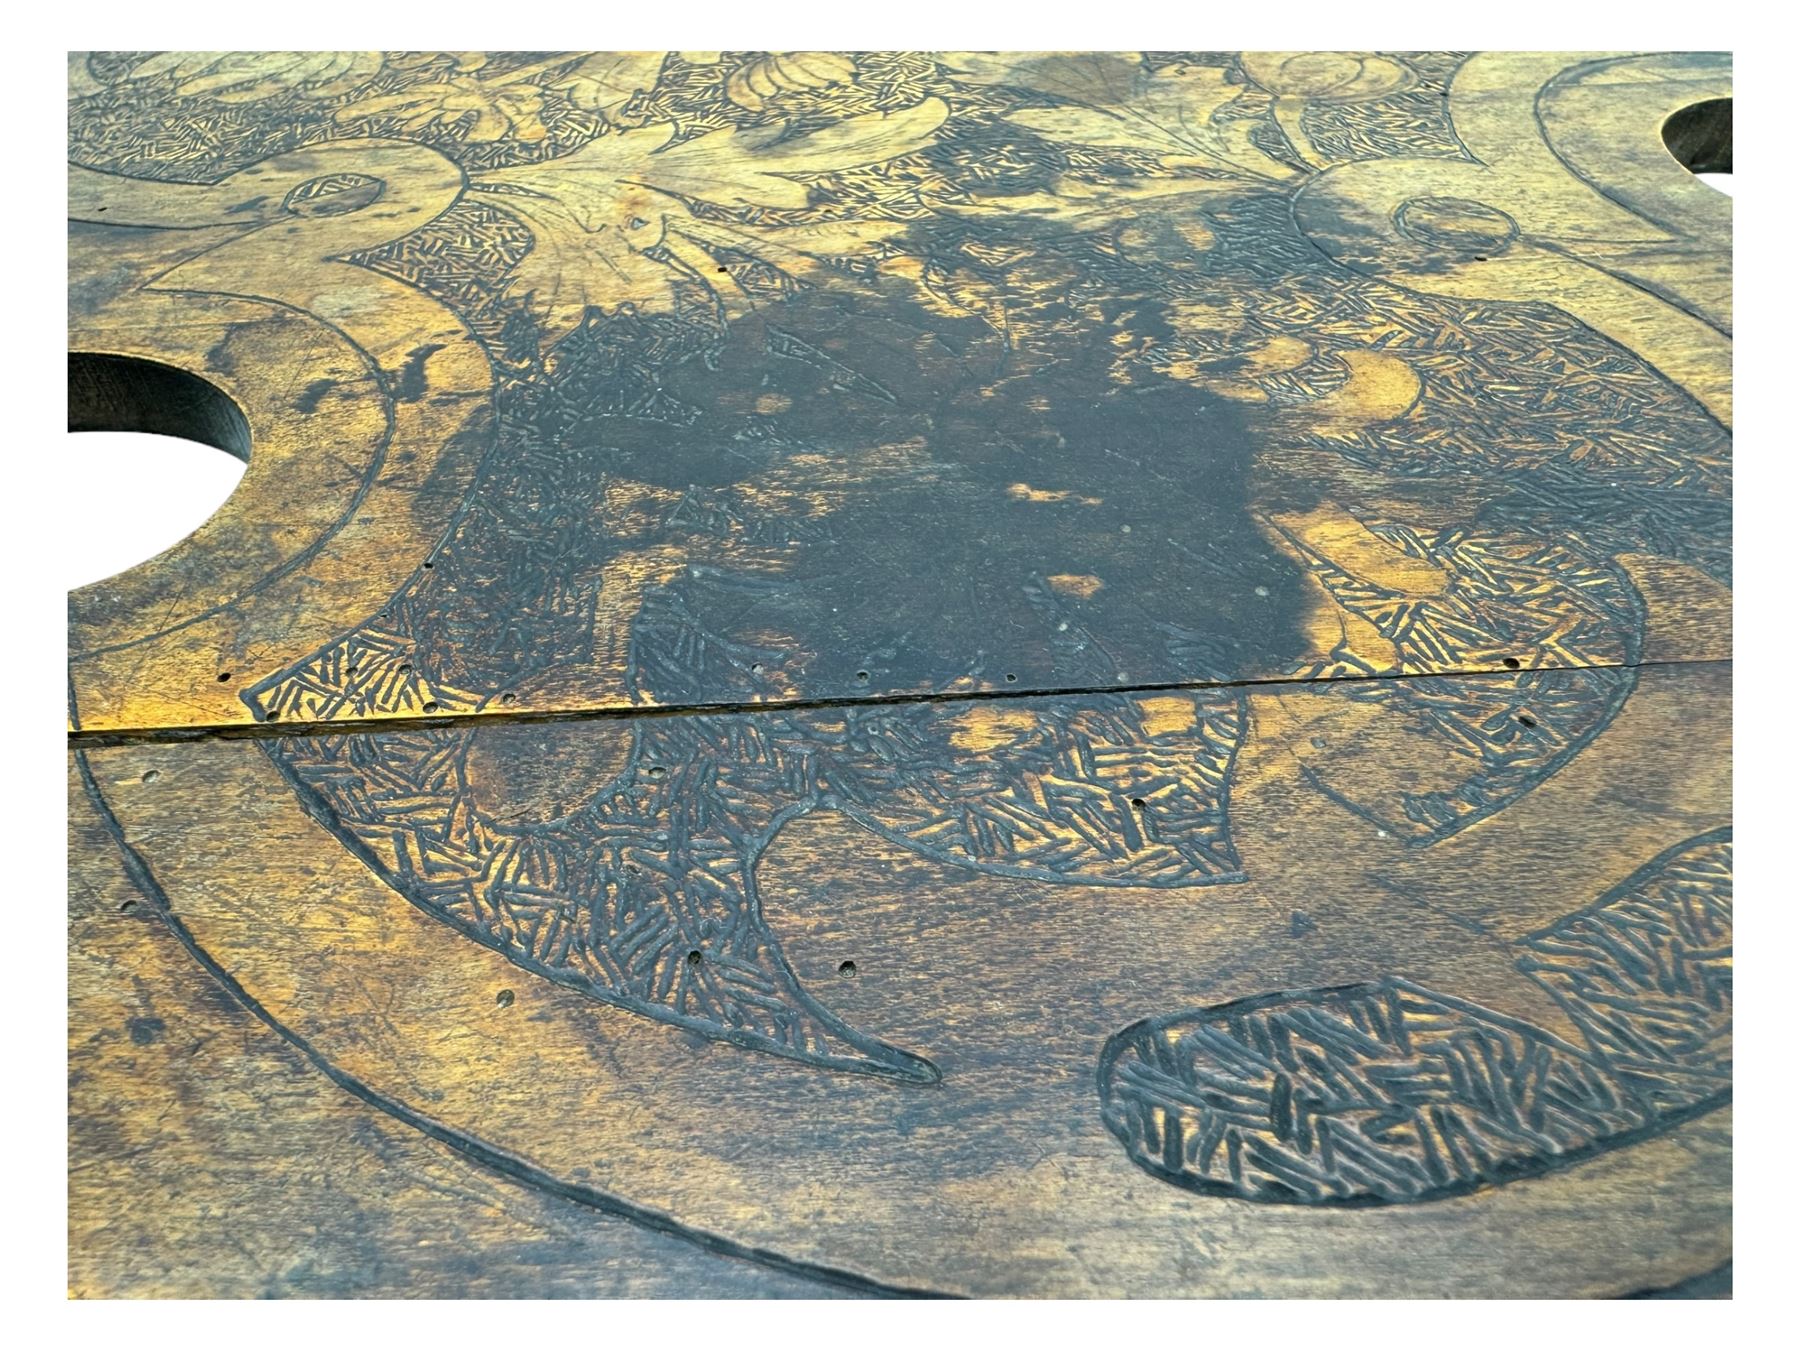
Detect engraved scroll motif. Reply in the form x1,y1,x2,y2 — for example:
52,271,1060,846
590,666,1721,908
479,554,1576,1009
1099,830,1732,1204
72,52,1729,1081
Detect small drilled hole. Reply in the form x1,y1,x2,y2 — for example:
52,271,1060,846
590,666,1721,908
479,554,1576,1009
839,960,857,977
422,701,440,713
495,989,515,1008
119,899,137,913
750,662,763,674
1130,797,1146,811
1517,714,1537,729
499,692,517,705
422,559,434,569
399,662,414,675
265,708,280,722
856,670,870,683
1005,673,1017,683
646,764,665,778
686,949,703,968
217,671,232,682
1502,656,1521,669
140,769,160,784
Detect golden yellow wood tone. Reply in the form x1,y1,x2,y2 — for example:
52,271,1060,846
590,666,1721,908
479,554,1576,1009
68,50,1730,734
68,51,1731,1298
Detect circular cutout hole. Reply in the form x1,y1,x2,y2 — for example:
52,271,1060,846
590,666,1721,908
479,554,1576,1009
65,354,250,592
1005,673,1018,683
1517,714,1538,729
499,692,517,706
495,988,515,1008
140,769,159,785
1502,656,1522,670
645,764,666,779
856,670,870,683
686,949,703,968
1130,797,1146,811
1664,97,1732,177
422,701,440,714
838,960,857,977
216,671,232,683
118,899,137,913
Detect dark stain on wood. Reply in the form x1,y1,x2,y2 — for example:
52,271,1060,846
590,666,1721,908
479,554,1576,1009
66,50,1731,1298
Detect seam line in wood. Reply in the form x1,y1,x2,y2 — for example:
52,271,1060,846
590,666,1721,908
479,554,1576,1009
67,655,1733,749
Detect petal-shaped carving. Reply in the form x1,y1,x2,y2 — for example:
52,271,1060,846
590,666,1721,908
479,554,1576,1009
1099,830,1731,1204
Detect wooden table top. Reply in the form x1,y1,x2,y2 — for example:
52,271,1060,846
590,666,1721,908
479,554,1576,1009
67,50,1731,1298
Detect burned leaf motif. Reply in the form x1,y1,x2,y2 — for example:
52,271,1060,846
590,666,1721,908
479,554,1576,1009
335,53,666,145
1238,51,1416,103
106,50,384,103
546,52,669,118
940,175,1229,266
1099,831,1731,1205
933,54,1292,240
952,53,1296,182
340,80,552,143
1236,52,1418,168
473,99,950,341
725,52,857,111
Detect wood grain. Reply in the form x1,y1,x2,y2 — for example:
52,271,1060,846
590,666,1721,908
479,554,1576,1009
67,50,1730,734
73,659,1730,1296
67,51,1732,1298
68,761,848,1298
